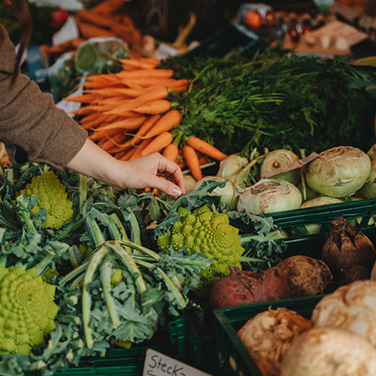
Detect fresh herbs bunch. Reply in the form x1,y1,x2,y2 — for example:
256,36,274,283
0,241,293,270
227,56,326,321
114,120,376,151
165,46,375,156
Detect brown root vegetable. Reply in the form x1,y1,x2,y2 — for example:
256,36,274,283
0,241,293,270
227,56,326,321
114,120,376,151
280,327,376,376
208,266,290,310
275,255,333,298
321,215,376,280
237,307,311,376
337,265,371,286
311,280,376,346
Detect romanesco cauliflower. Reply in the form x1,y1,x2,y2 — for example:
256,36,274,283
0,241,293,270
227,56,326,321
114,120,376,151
20,170,74,229
157,205,244,292
0,266,59,356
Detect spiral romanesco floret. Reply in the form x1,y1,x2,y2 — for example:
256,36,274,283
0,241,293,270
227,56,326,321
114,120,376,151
157,205,244,292
0,266,59,356
20,170,74,229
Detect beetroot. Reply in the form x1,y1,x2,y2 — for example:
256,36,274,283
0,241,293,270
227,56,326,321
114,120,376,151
208,266,291,310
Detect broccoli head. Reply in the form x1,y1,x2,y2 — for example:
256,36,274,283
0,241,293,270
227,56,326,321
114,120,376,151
157,205,244,293
0,266,59,356
20,170,75,229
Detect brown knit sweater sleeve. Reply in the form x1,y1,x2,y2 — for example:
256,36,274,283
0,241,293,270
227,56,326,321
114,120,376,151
0,23,87,169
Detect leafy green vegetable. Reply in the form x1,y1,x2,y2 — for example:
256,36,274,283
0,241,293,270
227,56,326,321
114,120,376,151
164,46,375,156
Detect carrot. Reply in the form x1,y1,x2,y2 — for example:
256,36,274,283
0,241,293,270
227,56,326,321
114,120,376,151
141,132,174,157
119,59,162,70
107,88,146,97
79,112,102,123
92,116,147,132
187,136,228,161
114,150,128,159
104,87,169,115
120,147,137,161
118,78,177,88
76,9,115,29
162,143,179,161
144,109,182,138
132,100,171,115
130,138,153,160
115,69,175,80
75,18,118,39
88,128,120,141
90,0,125,13
101,133,128,152
82,81,117,89
183,145,202,181
130,114,161,146
199,155,209,165
139,58,161,67
64,93,100,103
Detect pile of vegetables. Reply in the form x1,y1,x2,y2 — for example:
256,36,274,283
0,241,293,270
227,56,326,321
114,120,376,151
233,279,376,376
0,163,215,375
0,162,288,375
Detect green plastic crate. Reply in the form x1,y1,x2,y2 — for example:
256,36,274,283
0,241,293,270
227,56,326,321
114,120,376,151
213,295,324,376
265,197,376,258
25,315,187,376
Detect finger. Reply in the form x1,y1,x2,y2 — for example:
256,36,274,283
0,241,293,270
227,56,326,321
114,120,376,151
157,155,186,194
147,174,183,197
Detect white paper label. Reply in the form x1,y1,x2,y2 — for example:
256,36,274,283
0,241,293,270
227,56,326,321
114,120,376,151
143,349,212,376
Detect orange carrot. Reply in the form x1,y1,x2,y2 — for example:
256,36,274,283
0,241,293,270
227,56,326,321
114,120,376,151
92,116,147,132
131,100,171,115
144,109,182,138
199,155,209,165
104,87,169,115
119,59,160,70
139,58,161,67
130,138,153,160
79,112,102,123
88,128,120,141
130,114,161,146
118,78,177,88
81,115,118,130
141,132,173,157
187,137,228,161
115,69,175,80
103,88,145,97
64,93,99,103
120,147,137,161
101,133,128,152
90,0,125,14
162,143,179,161
183,145,202,181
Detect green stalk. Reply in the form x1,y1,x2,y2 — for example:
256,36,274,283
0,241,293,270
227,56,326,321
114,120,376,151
110,213,128,240
82,245,110,349
106,241,146,294
70,273,85,291
79,174,88,210
60,261,89,286
86,215,105,246
119,239,161,261
136,259,187,309
100,259,121,329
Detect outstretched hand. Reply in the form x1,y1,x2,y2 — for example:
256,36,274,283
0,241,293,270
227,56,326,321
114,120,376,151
117,153,185,196
66,139,185,197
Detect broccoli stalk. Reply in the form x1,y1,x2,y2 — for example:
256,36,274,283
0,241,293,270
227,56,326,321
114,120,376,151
100,259,121,330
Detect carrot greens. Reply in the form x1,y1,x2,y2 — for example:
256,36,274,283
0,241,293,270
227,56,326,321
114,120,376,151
164,46,375,156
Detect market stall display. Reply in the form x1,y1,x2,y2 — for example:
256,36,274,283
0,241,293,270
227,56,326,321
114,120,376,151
2,0,376,375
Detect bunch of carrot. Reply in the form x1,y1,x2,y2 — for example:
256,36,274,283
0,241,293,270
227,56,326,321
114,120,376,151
41,0,144,64
65,57,229,184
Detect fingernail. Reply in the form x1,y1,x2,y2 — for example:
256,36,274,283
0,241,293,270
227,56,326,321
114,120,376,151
173,188,182,196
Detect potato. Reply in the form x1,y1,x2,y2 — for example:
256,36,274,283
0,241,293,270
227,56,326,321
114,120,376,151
275,255,333,298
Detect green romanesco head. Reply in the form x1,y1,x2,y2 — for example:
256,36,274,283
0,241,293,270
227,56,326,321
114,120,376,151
0,266,59,356
20,170,75,230
157,205,244,292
